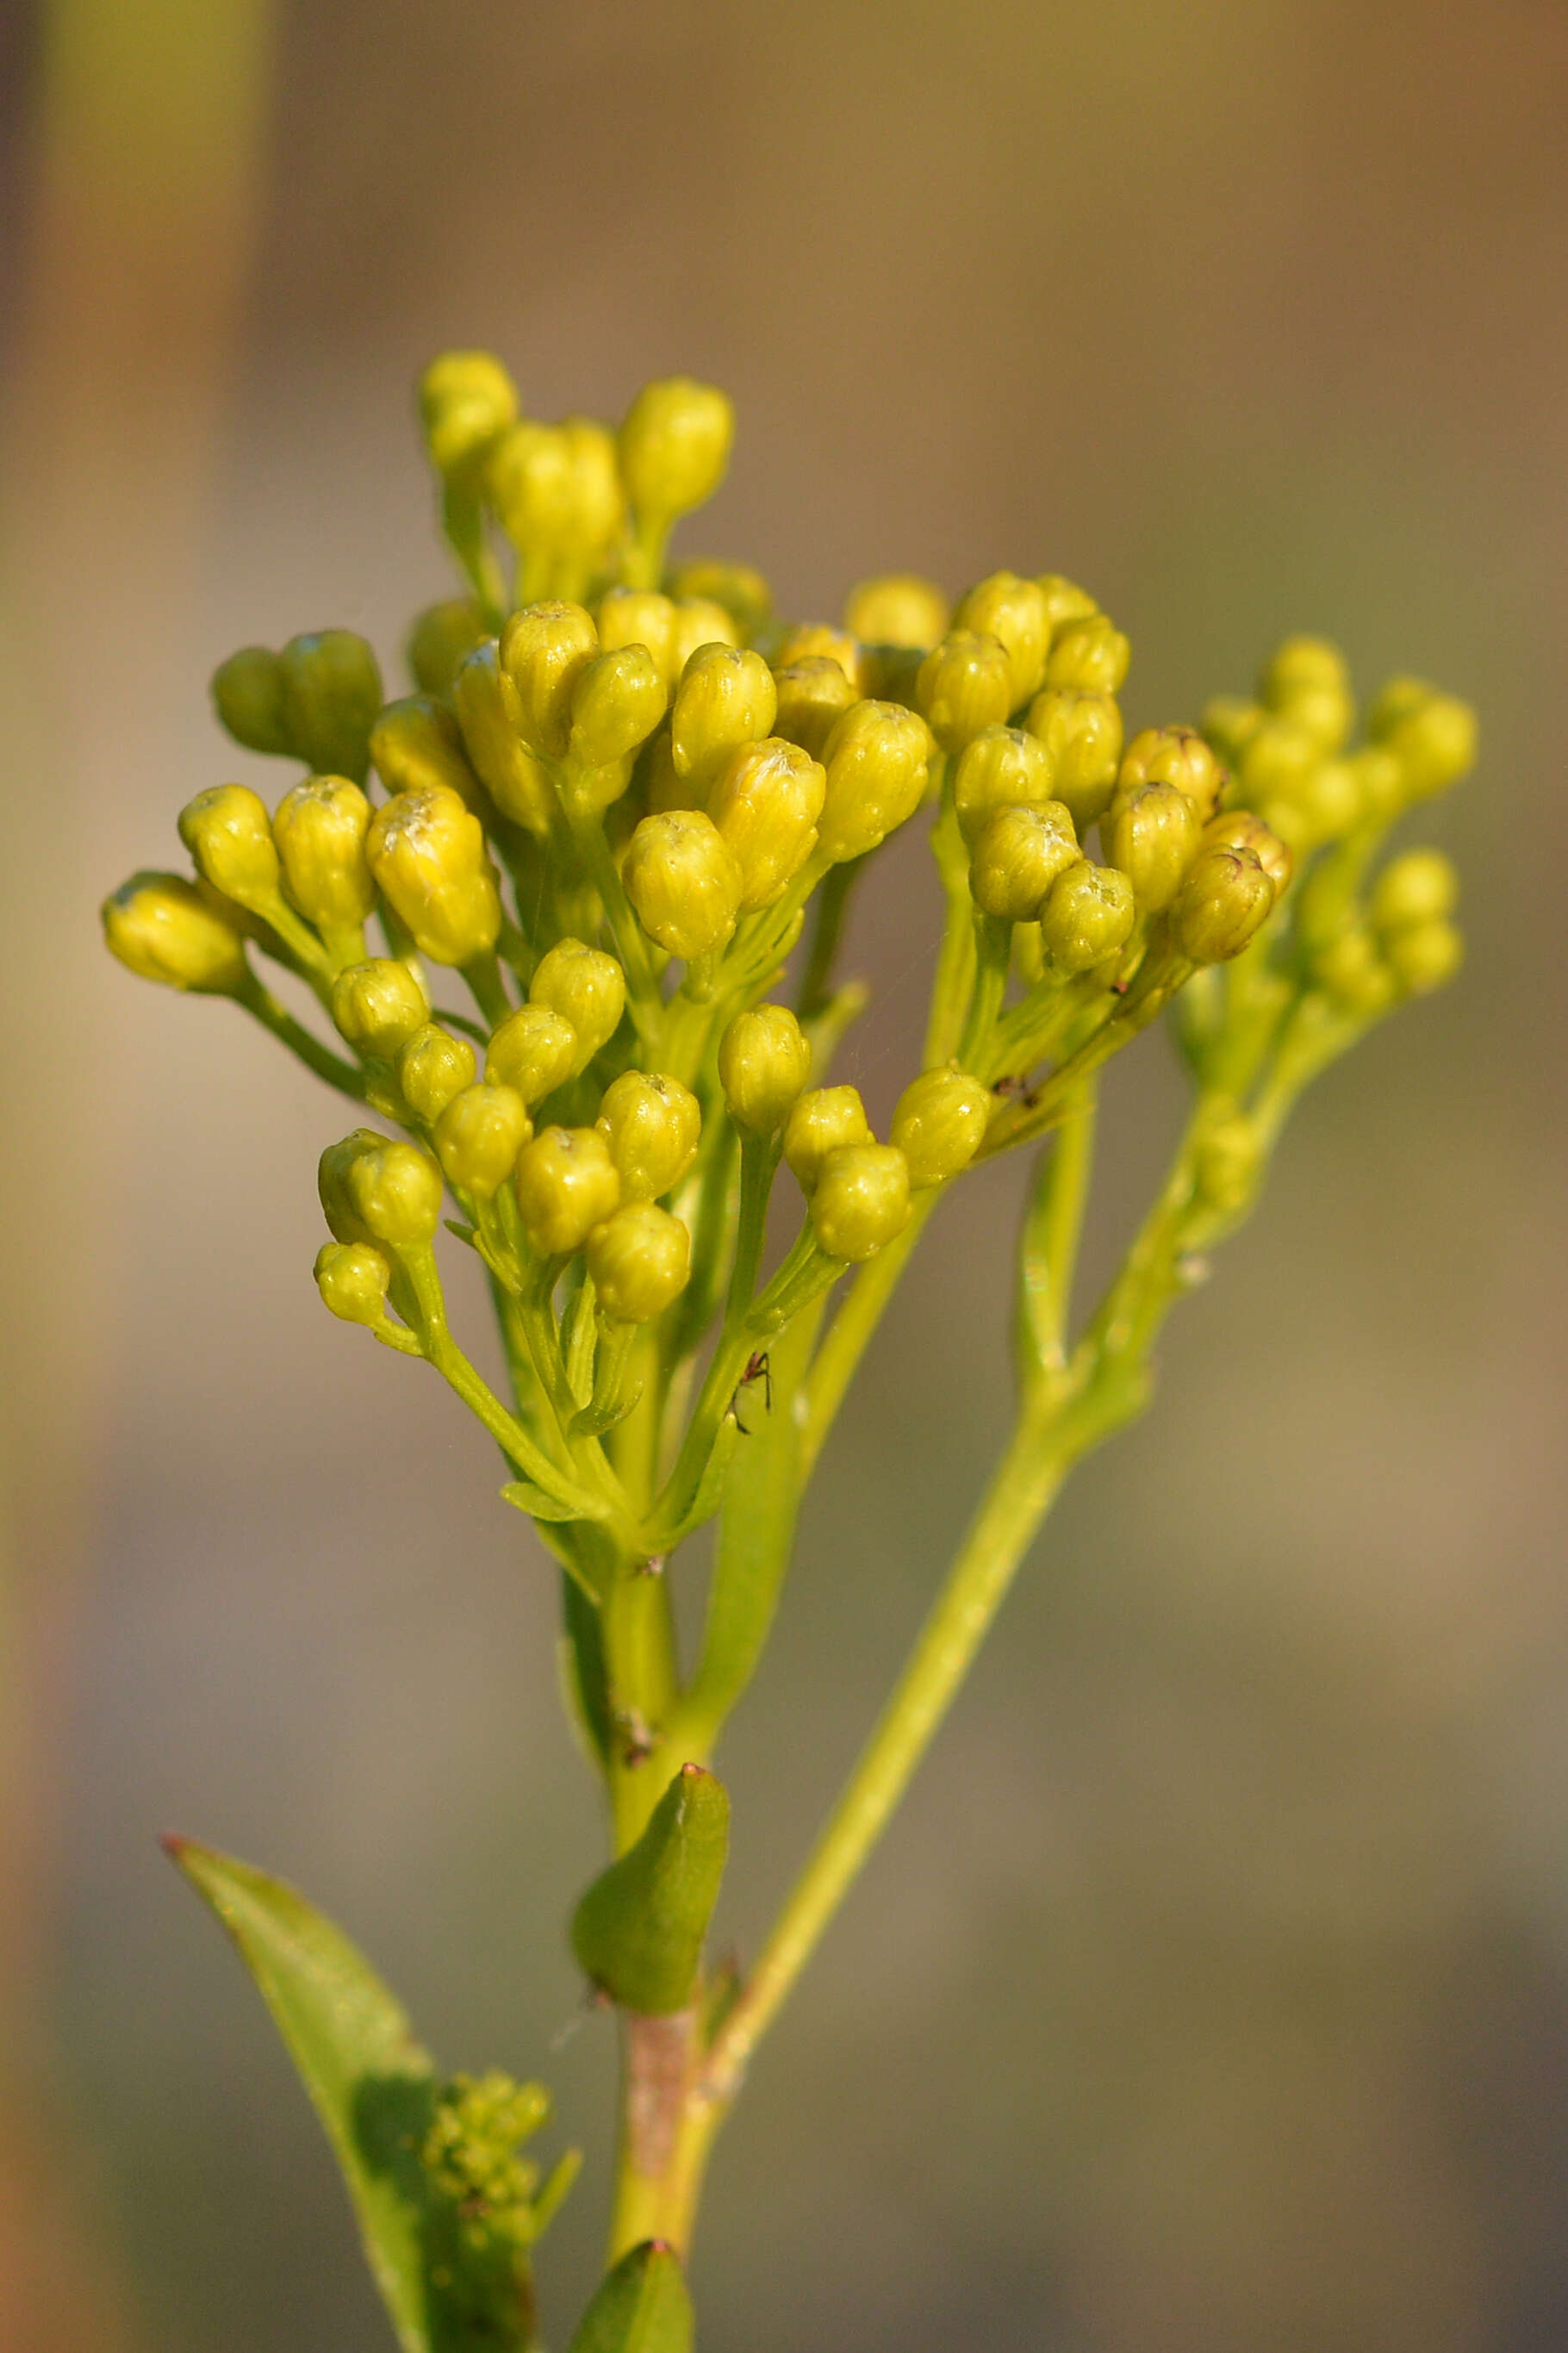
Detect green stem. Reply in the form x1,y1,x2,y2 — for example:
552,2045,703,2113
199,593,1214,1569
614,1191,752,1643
724,1136,777,1326
235,974,369,1099
1016,1081,1097,1386
798,1191,940,1481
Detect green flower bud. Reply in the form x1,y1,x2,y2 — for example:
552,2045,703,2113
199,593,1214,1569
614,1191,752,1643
370,694,485,805
1236,717,1322,806
1035,574,1099,638
566,2239,694,2353
771,657,858,760
597,588,678,685
486,1003,579,1104
273,775,376,929
954,571,1051,707
1024,688,1123,831
1102,781,1202,912
1258,634,1353,750
810,1142,912,1261
434,1081,532,1195
667,558,774,643
571,1760,730,2014
1045,613,1129,694
102,870,248,993
567,644,668,778
317,1129,385,1243
1258,754,1362,850
844,573,949,649
1200,694,1265,769
1384,917,1464,995
1348,744,1406,825
406,598,488,697
969,802,1082,923
529,937,626,1069
177,785,281,912
397,1022,476,1122
783,1086,873,1195
1118,725,1223,821
1189,1106,1264,1218
1368,680,1478,800
623,810,743,958
1200,810,1293,894
277,631,383,783
418,349,518,476
211,645,289,756
817,699,932,861
1037,861,1136,974
345,1138,444,1248
773,623,863,692
889,1065,991,1187
669,644,777,792
1371,848,1459,933
514,1125,621,1257
501,601,600,760
1312,926,1396,1017
916,630,1013,755
667,596,741,679
619,377,734,525
719,1002,812,1141
331,957,431,1057
451,642,557,836
586,1201,692,1323
595,1070,702,1203
313,1240,394,1327
709,738,825,909
953,725,1059,850
1168,844,1277,963
365,786,501,965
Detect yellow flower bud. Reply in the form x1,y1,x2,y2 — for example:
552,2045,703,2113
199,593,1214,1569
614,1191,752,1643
718,1003,812,1136
623,809,743,957
916,630,1013,755
486,1003,579,1104
1258,634,1353,750
1045,613,1129,695
668,596,741,679
953,725,1059,849
331,957,431,1058
419,349,518,476
595,1069,702,1202
277,631,383,782
1200,810,1293,894
314,1239,394,1326
1102,781,1202,912
211,646,289,756
667,559,773,644
597,588,677,683
1370,849,1458,934
102,870,248,993
809,1142,912,1261
487,419,576,553
273,776,376,929
1024,688,1123,831
370,694,485,805
1236,716,1320,808
709,738,826,909
1312,927,1396,1017
1348,744,1406,825
1037,861,1136,974
954,572,1051,707
669,644,778,791
969,803,1082,923
177,785,281,913
619,377,734,523
406,598,488,697
889,1066,991,1187
1384,916,1464,994
1117,725,1223,821
1168,845,1277,964
451,643,557,836
365,786,501,966
1259,755,1362,850
843,574,949,649
818,699,933,861
500,601,599,760
317,1129,384,1243
397,1022,476,1122
773,623,862,693
1034,575,1098,639
514,1124,621,1256
567,644,668,777
586,1202,691,1323
772,657,859,761
1367,679,1477,800
529,936,626,1069
346,1138,444,1248
783,1086,873,1195
558,416,625,563
1200,694,1265,769
433,1081,532,1195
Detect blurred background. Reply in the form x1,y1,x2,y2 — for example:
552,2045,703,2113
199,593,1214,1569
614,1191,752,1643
2,0,1565,2346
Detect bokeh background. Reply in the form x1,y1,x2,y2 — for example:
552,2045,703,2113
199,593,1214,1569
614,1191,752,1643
2,1,1565,2346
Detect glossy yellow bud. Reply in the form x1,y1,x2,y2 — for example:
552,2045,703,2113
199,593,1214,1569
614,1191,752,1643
500,601,599,760
718,1003,812,1136
449,642,557,836
619,377,733,522
177,785,280,912
810,1142,911,1261
783,1086,873,1195
890,1066,991,1187
709,738,826,909
370,694,484,804
211,646,289,756
273,776,376,929
365,786,501,965
406,598,488,697
668,596,741,679
667,559,773,643
1102,781,1202,912
818,699,933,861
567,644,667,778
1117,725,1223,821
595,1069,701,1202
314,1240,394,1326
586,1201,691,1323
102,870,248,993
969,803,1082,923
1384,917,1464,994
844,574,949,649
597,588,677,683
345,1138,444,1248
1368,679,1477,800
277,631,383,782
953,725,1059,849
954,572,1051,707
397,1023,476,1123
1168,845,1277,964
331,957,431,1058
1035,575,1098,639
434,1081,532,1195
774,623,862,692
1371,849,1459,933
623,809,743,957
1037,861,1136,974
772,657,859,760
419,350,518,476
514,1125,621,1257
317,1129,384,1243
1045,614,1129,696
1200,810,1293,894
488,419,575,551
669,644,777,791
1025,688,1123,831
916,630,1013,756
486,1003,579,1105
529,937,626,1068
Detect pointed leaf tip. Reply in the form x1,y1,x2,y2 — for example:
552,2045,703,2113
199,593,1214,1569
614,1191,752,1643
567,2238,694,2353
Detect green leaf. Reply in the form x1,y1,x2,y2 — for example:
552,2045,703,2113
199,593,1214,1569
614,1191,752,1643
645,1410,741,1553
571,1764,730,2014
567,2240,694,2353
501,1477,597,1523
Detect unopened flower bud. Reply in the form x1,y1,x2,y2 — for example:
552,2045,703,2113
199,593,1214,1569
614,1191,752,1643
1168,845,1277,963
774,623,862,691
365,786,501,965
1037,861,1136,974
783,1086,873,1195
668,596,741,678
407,598,488,697
1371,848,1459,933
567,644,667,780
177,785,281,912
102,871,248,993
346,1138,444,1248
1313,927,1396,1016
487,419,576,554
1045,613,1129,694
1200,694,1265,769
434,1081,532,1194
890,1066,991,1187
450,643,556,835
667,559,773,643
1200,810,1293,893
314,1240,394,1327
619,377,734,523
317,1129,385,1243
211,646,289,756
1237,717,1322,806
718,1003,812,1137
277,631,383,783
273,776,376,929
397,1023,476,1122
844,574,949,648
1035,575,1099,638
331,957,431,1058
623,809,743,957
595,1069,702,1202
514,1125,621,1256
586,1202,691,1323
1117,725,1223,820
953,725,1059,849
500,601,599,760
1024,688,1123,831
970,802,1082,923
1103,781,1202,912
810,1142,912,1261
772,657,859,760
818,700,932,861
486,1004,579,1105
954,572,1051,707
1384,917,1464,994
557,416,625,563
669,644,777,791
1260,754,1362,850
1367,680,1478,800
529,937,626,1069
1258,634,1353,750
1189,1107,1264,1217
370,694,485,804
917,630,1013,755
709,738,826,908
597,588,677,683
419,349,518,476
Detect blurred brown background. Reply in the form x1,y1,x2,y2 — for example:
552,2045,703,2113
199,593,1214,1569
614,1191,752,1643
2,0,1565,2346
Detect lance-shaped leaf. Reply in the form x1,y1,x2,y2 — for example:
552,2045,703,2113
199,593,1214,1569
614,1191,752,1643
567,2239,694,2353
571,1765,729,2014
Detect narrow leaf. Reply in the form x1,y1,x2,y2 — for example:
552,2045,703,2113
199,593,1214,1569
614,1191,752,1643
501,1477,598,1524
567,2240,694,2353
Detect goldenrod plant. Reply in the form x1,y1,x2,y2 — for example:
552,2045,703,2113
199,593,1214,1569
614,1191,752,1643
104,352,1475,2352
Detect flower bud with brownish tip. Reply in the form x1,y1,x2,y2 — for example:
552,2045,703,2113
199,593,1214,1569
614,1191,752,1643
953,725,1059,849
1168,844,1277,963
1117,725,1223,821
1102,781,1202,912
969,803,1082,923
1200,810,1293,894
